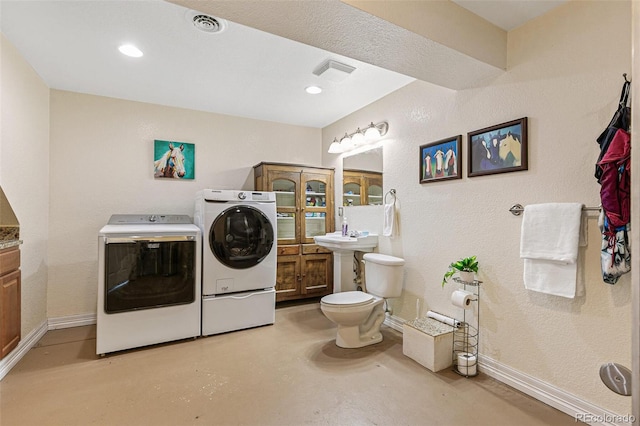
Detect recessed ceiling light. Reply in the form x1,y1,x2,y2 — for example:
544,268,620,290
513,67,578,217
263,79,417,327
118,44,143,58
305,86,322,95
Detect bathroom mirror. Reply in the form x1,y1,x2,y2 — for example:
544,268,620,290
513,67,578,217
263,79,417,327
342,147,383,206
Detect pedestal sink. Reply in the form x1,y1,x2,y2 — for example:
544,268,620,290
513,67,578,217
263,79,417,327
314,232,378,292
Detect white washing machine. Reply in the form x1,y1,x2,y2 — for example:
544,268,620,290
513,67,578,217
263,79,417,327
194,189,277,336
97,214,201,355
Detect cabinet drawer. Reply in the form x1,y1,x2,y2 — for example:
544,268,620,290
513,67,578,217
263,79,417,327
277,245,300,256
202,289,275,336
302,244,332,255
0,248,20,275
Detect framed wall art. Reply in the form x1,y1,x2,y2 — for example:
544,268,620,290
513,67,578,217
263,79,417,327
419,135,462,183
468,117,528,177
153,140,195,180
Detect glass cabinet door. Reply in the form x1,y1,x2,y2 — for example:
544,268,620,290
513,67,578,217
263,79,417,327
301,173,331,243
343,179,362,207
269,172,300,245
367,180,383,205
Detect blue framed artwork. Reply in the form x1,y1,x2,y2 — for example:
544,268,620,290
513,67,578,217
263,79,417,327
419,135,462,183
468,117,528,177
153,140,195,180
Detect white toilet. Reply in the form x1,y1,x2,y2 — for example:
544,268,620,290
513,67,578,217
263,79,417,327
320,253,405,348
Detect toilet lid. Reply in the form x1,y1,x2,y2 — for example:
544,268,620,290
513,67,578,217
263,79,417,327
322,291,374,307
363,253,405,265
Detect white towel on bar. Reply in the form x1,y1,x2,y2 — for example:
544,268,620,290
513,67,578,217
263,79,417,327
383,202,396,237
520,203,583,298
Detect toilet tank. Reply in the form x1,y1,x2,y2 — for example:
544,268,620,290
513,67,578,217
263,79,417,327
363,253,405,298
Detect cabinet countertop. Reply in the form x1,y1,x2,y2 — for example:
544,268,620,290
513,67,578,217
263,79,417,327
0,225,20,243
0,239,22,250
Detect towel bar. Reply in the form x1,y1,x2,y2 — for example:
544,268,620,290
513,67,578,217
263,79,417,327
509,203,601,216
385,189,397,204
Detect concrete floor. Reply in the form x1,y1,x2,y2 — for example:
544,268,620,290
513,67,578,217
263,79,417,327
1,301,579,426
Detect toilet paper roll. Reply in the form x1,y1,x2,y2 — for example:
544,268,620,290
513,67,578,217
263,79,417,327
457,352,477,376
426,311,460,328
451,290,474,309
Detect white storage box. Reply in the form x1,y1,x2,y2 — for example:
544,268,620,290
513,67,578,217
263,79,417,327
403,317,454,372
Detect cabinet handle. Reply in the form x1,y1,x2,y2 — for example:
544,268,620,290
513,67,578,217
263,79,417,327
297,274,302,282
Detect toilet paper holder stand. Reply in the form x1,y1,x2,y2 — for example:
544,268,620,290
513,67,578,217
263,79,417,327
452,277,480,378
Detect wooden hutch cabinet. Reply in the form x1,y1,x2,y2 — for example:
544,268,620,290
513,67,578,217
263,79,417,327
254,162,334,302
343,169,383,206
0,246,21,359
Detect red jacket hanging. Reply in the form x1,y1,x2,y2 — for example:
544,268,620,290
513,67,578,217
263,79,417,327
598,128,630,230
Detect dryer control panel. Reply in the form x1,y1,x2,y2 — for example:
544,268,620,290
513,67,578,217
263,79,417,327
250,192,275,202
107,214,193,224
200,189,275,202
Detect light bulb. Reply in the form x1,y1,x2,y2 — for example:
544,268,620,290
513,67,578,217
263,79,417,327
118,44,143,58
328,138,342,153
305,85,322,94
364,122,381,141
351,128,365,146
340,133,353,150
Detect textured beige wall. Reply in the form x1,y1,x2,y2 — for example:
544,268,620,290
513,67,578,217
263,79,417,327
0,34,50,335
47,91,321,317
323,0,632,416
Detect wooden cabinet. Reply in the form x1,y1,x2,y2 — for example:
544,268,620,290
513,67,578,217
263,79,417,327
343,169,383,206
274,247,333,301
0,246,21,359
254,162,334,302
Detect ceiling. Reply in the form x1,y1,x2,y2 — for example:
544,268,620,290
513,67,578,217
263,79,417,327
452,0,567,31
0,0,566,129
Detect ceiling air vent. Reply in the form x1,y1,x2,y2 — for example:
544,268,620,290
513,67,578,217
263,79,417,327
186,10,227,34
313,60,356,83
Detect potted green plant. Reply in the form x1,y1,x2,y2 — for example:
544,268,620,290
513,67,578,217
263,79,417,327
442,255,478,286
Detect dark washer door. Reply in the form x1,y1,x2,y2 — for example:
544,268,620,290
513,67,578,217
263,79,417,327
209,205,274,269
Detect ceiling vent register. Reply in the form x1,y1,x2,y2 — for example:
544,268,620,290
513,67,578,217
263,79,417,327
188,11,227,34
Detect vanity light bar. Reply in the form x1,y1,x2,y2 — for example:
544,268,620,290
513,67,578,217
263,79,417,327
328,121,389,154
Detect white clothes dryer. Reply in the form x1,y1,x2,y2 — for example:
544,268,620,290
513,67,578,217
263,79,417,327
97,214,201,355
194,190,277,336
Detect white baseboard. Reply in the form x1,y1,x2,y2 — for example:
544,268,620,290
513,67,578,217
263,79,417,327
384,314,405,332
479,355,630,426
48,313,96,330
0,320,47,381
391,321,628,426
0,314,97,381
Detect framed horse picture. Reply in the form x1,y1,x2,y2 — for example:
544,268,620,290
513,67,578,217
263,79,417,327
468,117,528,177
153,139,195,179
419,135,462,183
